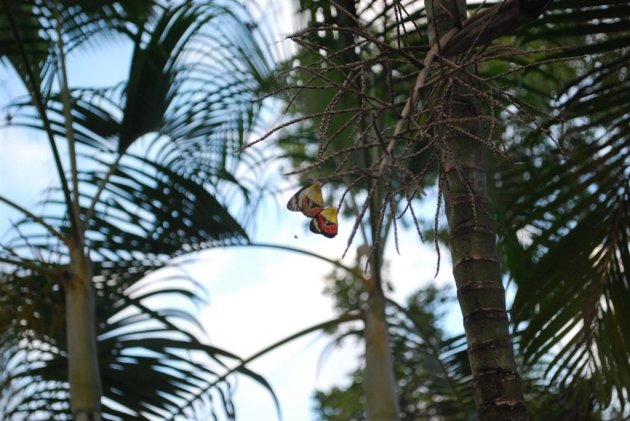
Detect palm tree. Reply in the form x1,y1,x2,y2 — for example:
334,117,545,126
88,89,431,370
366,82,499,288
423,2,528,417
266,0,555,419
0,0,278,419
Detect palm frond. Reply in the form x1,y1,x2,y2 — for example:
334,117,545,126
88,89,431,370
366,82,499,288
0,262,277,421
494,1,630,411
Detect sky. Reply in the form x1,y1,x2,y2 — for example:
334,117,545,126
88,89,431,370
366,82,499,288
0,7,463,421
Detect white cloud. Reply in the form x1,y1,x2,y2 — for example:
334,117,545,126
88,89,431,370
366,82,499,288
198,249,334,354
0,129,56,235
0,129,54,200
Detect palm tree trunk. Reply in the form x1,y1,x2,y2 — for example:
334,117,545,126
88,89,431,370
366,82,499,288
65,247,102,420
427,1,527,419
360,97,400,419
364,247,400,420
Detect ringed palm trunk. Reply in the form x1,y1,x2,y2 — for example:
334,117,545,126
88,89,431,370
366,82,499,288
65,245,102,420
427,1,527,419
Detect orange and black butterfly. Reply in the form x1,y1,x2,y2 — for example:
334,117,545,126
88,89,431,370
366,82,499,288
286,183,324,217
309,207,338,238
287,183,338,238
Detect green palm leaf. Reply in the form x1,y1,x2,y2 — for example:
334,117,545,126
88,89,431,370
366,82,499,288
494,0,630,412
1,265,276,420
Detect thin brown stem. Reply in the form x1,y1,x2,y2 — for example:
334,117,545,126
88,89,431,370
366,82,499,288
53,0,82,244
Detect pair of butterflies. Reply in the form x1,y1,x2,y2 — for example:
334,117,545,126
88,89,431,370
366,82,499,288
287,183,338,238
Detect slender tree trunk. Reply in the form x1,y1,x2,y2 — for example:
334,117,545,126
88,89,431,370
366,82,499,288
64,247,102,421
427,1,528,419
364,246,400,420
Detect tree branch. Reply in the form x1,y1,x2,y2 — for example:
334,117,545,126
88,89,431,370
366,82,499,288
81,153,123,236
0,194,70,246
239,242,373,289
166,311,363,420
0,255,59,277
53,0,82,244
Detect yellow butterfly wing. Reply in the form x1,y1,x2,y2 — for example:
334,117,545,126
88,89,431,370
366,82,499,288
287,183,324,217
309,207,338,238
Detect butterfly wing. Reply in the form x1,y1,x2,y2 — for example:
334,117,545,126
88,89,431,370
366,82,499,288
308,218,321,235
309,207,338,238
287,183,324,217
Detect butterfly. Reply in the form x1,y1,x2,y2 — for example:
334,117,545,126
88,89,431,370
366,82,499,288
287,183,338,238
309,207,338,238
286,183,324,217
